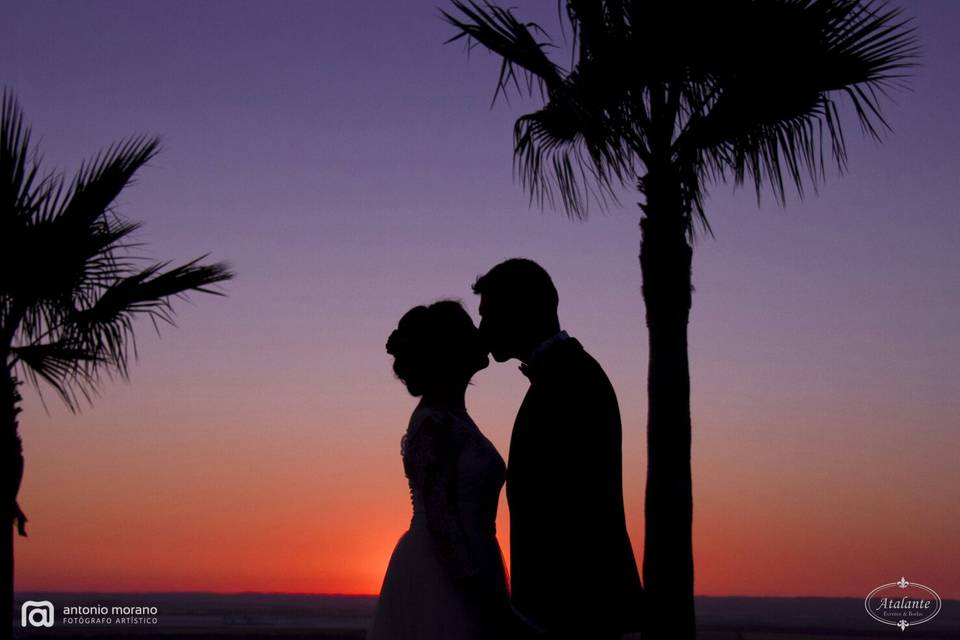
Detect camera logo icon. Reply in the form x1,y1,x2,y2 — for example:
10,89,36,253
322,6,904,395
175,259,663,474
21,600,55,628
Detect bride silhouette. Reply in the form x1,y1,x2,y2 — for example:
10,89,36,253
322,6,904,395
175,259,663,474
367,300,514,639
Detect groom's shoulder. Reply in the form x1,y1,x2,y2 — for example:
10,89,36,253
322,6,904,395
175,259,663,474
549,338,613,387
534,339,620,427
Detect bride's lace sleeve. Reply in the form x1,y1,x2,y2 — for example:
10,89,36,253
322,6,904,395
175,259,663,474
401,411,478,582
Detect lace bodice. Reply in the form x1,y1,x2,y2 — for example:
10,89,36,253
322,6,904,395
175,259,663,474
400,403,506,581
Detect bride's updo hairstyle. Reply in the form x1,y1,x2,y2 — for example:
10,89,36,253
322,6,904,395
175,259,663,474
386,300,489,397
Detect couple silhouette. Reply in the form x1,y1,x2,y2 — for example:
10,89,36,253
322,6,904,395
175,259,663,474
367,258,644,640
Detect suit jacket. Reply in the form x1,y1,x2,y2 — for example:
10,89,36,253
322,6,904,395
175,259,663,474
507,335,643,637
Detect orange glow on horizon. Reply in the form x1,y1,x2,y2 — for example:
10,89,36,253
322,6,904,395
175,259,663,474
15,408,959,600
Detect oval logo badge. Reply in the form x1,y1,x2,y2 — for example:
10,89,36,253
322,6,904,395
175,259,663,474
865,577,942,631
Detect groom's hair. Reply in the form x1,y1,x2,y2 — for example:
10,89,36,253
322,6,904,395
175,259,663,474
472,258,559,316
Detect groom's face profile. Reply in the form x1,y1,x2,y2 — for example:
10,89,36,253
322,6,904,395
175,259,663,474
477,294,518,363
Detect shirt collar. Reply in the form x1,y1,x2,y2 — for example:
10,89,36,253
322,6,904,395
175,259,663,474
519,330,570,379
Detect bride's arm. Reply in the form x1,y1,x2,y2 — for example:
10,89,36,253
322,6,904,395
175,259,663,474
405,413,478,581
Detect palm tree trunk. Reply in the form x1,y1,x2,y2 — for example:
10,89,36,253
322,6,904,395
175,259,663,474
1,368,25,632
639,175,696,638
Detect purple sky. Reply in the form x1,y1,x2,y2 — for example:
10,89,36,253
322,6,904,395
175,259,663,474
3,1,959,597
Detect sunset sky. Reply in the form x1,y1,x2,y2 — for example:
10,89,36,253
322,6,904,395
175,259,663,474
3,1,958,600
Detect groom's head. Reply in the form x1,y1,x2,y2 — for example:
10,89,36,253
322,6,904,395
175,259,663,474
473,258,560,363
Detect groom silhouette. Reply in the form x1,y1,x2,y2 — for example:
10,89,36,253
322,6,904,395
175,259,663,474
473,258,644,639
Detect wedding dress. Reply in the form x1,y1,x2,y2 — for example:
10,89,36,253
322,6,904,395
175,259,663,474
367,401,510,639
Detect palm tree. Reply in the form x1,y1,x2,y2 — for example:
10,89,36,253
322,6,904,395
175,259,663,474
1,90,234,629
442,1,915,637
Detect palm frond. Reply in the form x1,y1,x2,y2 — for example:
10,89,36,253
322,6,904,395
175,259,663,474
441,0,564,104
676,0,917,205
2,106,160,333
38,136,160,225
514,88,634,219
5,210,147,351
444,1,640,218
10,341,103,411
66,257,233,378
6,137,159,345
1,91,235,413
0,89,47,224
445,0,915,235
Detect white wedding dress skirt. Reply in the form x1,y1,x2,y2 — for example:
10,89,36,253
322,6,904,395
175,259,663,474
367,403,509,640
